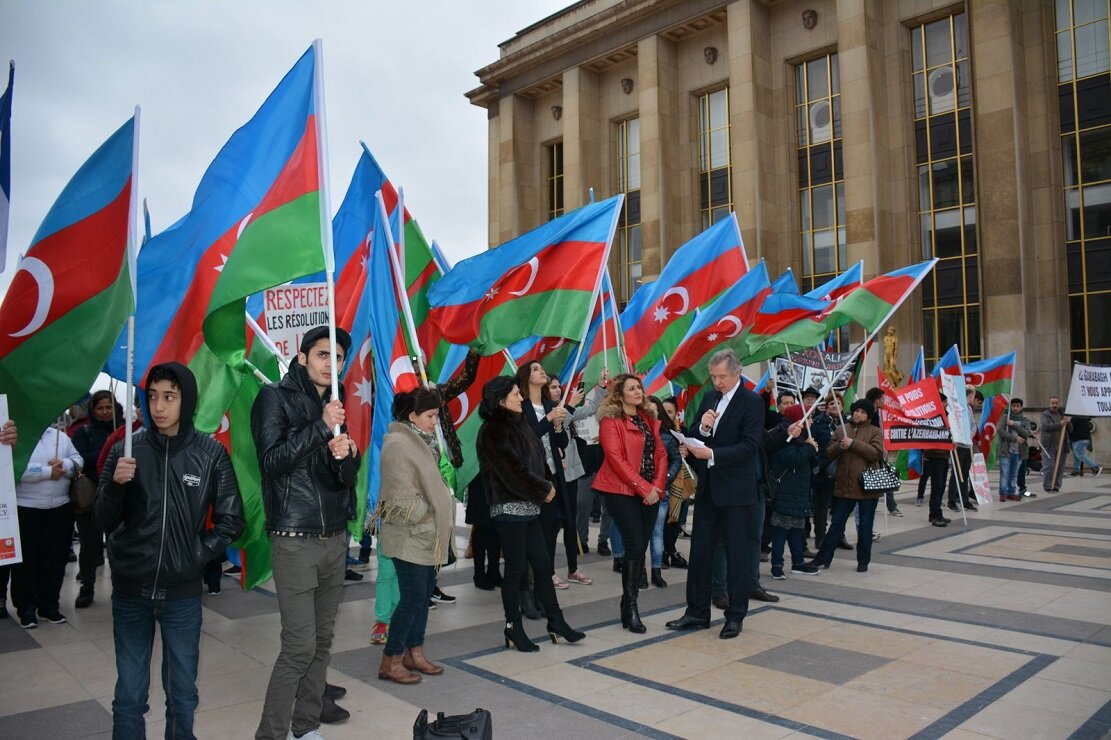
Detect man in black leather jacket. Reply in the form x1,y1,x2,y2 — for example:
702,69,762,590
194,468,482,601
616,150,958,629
253,326,359,740
97,362,244,739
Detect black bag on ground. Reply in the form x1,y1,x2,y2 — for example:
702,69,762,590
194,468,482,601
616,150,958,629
414,708,492,739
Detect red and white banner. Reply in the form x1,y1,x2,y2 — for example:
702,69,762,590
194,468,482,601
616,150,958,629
879,372,954,451
263,282,330,362
0,396,23,566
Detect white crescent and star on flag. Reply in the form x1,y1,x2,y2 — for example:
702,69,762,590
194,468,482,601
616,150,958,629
653,286,689,323
8,256,54,338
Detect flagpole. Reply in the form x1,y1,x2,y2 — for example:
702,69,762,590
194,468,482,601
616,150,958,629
605,271,631,372
123,105,141,459
599,289,609,375
376,191,428,386
310,39,341,434
397,187,407,289
245,311,289,374
816,349,848,436
561,194,625,406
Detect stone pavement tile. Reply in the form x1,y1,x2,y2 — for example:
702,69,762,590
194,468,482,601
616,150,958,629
804,622,929,660
741,641,891,685
974,627,1078,656
512,661,625,701
1033,587,1111,622
1001,676,1110,719
900,640,1030,681
782,685,946,739
0,646,92,716
899,616,994,643
0,622,45,655
1064,643,1111,665
675,661,832,716
1035,656,1111,692
197,665,274,712
598,641,739,684
852,661,993,711
654,704,797,739
742,611,831,641
977,580,1077,612
670,624,793,662
576,681,702,727
957,698,1087,739
468,643,570,677
938,730,1002,740
0,698,112,739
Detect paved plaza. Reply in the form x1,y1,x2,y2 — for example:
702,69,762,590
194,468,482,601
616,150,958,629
1,476,1109,739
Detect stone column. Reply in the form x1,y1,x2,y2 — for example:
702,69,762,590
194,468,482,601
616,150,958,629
637,34,680,280
495,94,539,244
563,67,602,211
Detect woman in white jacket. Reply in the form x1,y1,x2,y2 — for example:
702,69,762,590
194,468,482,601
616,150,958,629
12,425,82,629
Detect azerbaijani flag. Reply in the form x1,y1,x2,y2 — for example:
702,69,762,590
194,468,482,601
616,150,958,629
428,195,623,354
895,346,928,480
203,46,327,396
642,356,674,398
805,261,864,301
663,261,773,386
565,272,629,388
620,215,748,372
0,61,12,267
0,116,136,477
931,344,963,378
963,351,1016,465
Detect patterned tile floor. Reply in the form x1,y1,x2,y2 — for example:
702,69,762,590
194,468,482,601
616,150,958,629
1,474,1109,738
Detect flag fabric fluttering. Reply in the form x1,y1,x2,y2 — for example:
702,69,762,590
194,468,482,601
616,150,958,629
931,344,963,378
428,195,623,354
0,61,13,268
0,117,136,476
564,272,628,389
804,261,863,301
620,215,748,372
895,345,928,480
662,261,773,386
963,352,1017,465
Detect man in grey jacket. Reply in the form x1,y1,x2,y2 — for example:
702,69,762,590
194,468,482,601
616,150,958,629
997,398,1032,502
1040,396,1070,493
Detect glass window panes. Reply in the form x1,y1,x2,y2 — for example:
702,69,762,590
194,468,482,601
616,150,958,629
546,143,564,220
925,18,952,69
698,90,732,229
1075,0,1108,25
1075,20,1110,78
616,121,641,302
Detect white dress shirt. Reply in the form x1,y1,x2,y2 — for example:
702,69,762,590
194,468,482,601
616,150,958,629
701,379,741,467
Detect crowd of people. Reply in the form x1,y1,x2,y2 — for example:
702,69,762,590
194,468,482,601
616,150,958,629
0,324,1103,740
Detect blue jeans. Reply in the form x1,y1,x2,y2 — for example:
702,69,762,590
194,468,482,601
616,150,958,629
771,526,806,569
112,594,202,740
999,452,1020,496
815,497,878,567
609,520,625,558
650,499,667,568
1072,441,1099,471
384,558,436,657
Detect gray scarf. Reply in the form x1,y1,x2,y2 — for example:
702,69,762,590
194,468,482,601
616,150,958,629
404,420,441,461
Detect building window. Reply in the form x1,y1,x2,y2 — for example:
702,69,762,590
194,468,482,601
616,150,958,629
616,118,642,303
796,53,848,348
546,142,564,220
698,89,732,230
912,13,981,363
1057,0,1111,365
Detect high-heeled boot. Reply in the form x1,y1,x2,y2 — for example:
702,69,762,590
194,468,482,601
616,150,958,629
503,618,539,652
519,589,542,620
621,558,646,633
546,610,586,644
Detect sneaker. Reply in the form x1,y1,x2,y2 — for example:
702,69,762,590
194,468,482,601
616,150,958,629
872,532,881,541
224,564,241,575
345,554,361,567
770,566,786,580
430,587,456,604
930,518,948,527
18,610,37,629
1021,490,1037,498
427,599,438,610
289,731,325,740
75,588,94,609
551,574,570,590
344,569,363,582
678,527,692,539
207,585,221,596
857,563,869,573
791,563,821,576
38,609,67,625
1095,466,1103,478
1067,471,1082,477
370,621,389,645
916,498,923,506
890,509,903,517
566,570,593,585
596,541,611,556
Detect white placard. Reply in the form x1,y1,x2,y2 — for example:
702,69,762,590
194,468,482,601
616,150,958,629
0,396,23,566
1065,363,1111,417
970,452,992,507
262,282,330,362
940,372,973,447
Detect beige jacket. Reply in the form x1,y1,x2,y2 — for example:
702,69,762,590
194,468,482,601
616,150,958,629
377,422,455,567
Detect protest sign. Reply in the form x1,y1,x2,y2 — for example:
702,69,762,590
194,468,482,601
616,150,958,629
263,282,330,362
940,372,973,447
880,375,953,451
1065,363,1111,417
0,396,22,566
970,452,992,506
774,348,857,396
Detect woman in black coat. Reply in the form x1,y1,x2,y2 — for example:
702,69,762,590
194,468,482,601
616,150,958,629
764,404,822,580
476,376,584,652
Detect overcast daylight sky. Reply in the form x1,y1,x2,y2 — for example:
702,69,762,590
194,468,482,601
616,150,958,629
0,0,570,294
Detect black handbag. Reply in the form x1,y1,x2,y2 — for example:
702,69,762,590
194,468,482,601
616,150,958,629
414,708,492,739
69,472,97,513
859,460,900,494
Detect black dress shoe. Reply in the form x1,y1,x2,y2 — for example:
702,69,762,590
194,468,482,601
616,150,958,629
320,695,350,724
669,552,688,569
323,682,347,700
597,542,611,556
749,587,779,603
837,539,853,550
712,595,729,610
857,563,868,572
719,620,742,639
665,614,710,631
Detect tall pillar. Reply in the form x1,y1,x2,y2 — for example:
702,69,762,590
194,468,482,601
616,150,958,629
495,94,539,244
637,34,680,279
563,67,602,211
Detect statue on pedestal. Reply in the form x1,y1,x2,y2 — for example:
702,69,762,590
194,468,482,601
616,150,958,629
882,326,904,388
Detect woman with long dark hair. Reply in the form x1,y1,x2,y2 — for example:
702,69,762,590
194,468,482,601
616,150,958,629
647,397,682,588
660,397,691,569
476,377,585,651
592,374,668,633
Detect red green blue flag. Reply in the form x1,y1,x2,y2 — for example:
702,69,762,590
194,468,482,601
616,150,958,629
964,352,1017,465
0,116,136,476
0,61,12,267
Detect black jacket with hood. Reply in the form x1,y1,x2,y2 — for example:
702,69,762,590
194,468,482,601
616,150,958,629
250,359,360,535
96,363,244,600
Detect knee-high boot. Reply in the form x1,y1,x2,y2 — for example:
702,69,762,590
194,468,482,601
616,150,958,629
621,558,646,634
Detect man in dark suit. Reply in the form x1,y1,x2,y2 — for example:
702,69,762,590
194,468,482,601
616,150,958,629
666,349,766,639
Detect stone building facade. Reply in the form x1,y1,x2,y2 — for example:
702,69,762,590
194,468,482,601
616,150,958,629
467,0,1111,402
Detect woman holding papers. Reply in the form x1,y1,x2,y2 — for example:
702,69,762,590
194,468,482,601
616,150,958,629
592,374,669,633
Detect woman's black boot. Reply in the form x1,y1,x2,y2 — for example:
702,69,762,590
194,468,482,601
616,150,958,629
546,611,586,644
504,619,539,652
612,557,624,573
621,559,646,633
520,590,542,620
651,568,667,588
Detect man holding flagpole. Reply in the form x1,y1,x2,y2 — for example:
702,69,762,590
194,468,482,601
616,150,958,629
253,326,359,740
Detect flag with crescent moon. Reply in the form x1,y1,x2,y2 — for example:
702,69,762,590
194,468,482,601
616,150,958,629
427,195,623,354
963,351,1016,466
620,214,749,373
0,116,136,477
895,346,928,480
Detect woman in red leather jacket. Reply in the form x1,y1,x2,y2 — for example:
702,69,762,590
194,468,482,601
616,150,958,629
592,373,668,633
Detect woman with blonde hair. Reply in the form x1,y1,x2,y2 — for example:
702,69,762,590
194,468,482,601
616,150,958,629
376,387,456,684
592,374,668,633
